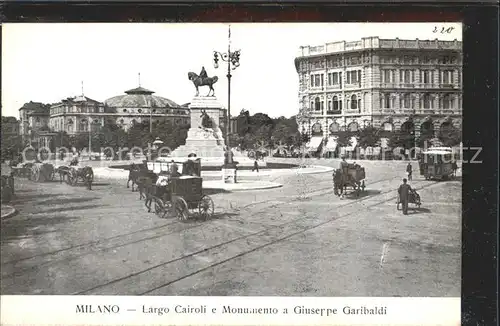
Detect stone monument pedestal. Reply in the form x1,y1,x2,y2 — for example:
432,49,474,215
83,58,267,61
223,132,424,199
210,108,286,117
170,96,264,169
171,96,226,161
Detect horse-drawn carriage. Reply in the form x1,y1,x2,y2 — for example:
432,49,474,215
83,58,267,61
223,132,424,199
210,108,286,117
13,162,55,182
332,162,366,197
55,163,94,189
144,158,214,221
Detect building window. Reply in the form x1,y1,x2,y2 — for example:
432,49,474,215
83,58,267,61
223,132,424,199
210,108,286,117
400,69,413,83
120,119,124,125
442,70,454,84
327,100,332,111
382,70,393,83
310,74,324,88
314,98,320,111
401,94,412,109
443,94,454,110
351,95,358,110
346,70,361,84
329,123,340,133
332,96,342,112
131,119,137,125
381,93,391,109
347,122,359,132
138,109,142,113
79,119,88,132
123,109,128,113
327,72,341,86
421,70,432,85
423,94,432,109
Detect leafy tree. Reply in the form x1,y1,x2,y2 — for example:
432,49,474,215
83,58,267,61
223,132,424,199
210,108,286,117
438,127,462,147
388,131,415,149
335,131,353,147
417,132,434,148
356,126,380,148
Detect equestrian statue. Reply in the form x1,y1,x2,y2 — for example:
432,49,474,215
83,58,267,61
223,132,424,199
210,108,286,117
188,66,218,97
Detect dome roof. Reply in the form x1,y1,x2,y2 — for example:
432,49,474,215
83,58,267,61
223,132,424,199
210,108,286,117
104,86,181,108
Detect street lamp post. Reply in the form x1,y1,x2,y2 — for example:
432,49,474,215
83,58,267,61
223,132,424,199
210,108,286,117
213,25,241,147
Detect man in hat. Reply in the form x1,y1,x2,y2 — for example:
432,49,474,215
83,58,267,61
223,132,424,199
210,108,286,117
406,162,413,181
398,178,413,215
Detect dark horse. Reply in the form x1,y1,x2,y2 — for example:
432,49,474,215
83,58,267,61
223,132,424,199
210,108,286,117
188,72,218,97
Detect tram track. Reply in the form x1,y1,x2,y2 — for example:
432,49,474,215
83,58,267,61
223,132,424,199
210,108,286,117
73,178,440,295
1,174,393,271
1,175,411,284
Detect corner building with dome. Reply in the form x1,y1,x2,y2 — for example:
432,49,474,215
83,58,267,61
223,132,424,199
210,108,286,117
47,85,190,135
294,37,463,152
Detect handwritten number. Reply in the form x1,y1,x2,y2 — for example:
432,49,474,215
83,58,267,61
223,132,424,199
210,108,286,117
433,26,455,34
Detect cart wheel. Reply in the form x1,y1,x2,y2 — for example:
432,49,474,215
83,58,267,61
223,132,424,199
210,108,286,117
173,196,189,222
69,168,78,186
31,166,40,182
154,198,165,216
198,195,214,220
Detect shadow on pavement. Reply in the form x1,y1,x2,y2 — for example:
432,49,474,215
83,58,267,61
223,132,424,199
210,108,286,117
36,197,98,206
11,193,55,201
38,204,104,215
338,189,382,199
0,214,80,243
410,207,432,215
202,188,231,195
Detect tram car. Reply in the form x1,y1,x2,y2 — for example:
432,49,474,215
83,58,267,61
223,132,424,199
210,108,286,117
419,147,455,180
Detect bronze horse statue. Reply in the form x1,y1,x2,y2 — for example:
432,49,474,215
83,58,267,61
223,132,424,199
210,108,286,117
188,72,218,97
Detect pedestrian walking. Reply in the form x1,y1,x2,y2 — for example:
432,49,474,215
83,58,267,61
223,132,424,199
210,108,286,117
398,178,412,215
406,162,413,181
452,160,458,177
252,159,259,172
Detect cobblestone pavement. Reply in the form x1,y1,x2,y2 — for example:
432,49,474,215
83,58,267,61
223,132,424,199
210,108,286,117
0,160,461,296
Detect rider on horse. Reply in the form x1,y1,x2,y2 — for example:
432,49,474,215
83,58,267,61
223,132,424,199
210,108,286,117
199,66,208,81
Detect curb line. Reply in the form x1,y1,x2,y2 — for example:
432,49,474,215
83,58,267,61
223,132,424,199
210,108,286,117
1,206,17,220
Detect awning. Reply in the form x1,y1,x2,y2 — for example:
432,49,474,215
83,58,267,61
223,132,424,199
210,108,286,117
344,136,358,151
324,137,338,151
305,136,323,151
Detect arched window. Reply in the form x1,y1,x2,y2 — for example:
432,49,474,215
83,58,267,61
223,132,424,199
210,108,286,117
333,96,340,111
329,122,340,133
131,119,137,125
119,119,124,125
347,122,359,132
351,95,358,110
311,122,322,136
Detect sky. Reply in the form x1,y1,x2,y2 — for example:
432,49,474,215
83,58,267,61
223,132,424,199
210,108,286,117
2,23,462,119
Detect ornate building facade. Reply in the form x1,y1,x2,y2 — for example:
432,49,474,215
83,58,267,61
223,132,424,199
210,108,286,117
294,37,462,149
103,86,189,131
19,85,190,143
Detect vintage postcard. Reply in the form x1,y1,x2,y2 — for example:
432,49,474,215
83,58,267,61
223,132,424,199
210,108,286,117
1,22,462,325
